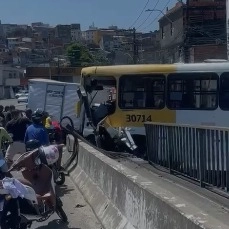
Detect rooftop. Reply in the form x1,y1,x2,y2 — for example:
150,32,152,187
158,2,184,22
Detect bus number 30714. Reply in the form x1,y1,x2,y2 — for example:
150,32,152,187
126,115,152,123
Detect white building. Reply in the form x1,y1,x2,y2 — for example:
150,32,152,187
71,29,82,41
7,38,22,50
22,37,32,43
0,65,24,98
17,24,28,30
82,30,100,44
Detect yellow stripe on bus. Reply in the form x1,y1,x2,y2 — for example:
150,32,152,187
82,64,177,76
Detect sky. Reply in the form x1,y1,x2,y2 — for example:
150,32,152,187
0,0,178,32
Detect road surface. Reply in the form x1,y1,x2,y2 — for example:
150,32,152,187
0,98,27,110
1,99,103,229
11,171,103,229
31,176,103,229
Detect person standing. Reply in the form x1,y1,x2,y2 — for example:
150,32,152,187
4,106,9,113
0,126,13,172
5,105,15,123
43,112,52,128
24,108,32,121
5,110,32,167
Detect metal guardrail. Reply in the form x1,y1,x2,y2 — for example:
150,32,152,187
145,122,229,193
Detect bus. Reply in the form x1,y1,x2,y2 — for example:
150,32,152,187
78,63,229,152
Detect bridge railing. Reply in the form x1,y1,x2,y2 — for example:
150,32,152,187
144,122,229,192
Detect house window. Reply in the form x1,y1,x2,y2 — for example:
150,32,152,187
170,23,174,36
161,27,165,39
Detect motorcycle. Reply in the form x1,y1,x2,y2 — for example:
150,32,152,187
47,127,61,143
0,148,67,229
26,140,65,186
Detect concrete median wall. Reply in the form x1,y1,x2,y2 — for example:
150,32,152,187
63,138,229,229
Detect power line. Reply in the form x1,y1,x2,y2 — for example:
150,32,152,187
136,0,160,30
141,0,171,32
129,0,150,28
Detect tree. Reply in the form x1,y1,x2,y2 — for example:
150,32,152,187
66,43,93,67
93,52,111,66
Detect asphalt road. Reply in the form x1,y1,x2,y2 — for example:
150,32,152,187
0,98,27,111
32,176,103,229
0,99,103,229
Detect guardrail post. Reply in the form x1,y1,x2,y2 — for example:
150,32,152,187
198,128,206,188
168,126,173,174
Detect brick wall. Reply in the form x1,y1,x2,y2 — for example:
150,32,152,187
189,44,227,63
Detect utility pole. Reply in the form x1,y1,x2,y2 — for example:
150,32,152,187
119,28,139,64
132,28,139,64
183,0,189,63
48,34,52,80
227,0,229,60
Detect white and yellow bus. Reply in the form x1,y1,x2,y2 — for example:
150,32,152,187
81,63,229,124
78,62,229,150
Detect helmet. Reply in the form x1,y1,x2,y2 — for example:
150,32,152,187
25,139,41,151
32,109,45,122
39,145,59,166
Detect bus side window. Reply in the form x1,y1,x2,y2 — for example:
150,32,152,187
167,73,218,110
119,74,165,109
219,73,229,110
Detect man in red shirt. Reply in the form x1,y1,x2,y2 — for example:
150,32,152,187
51,120,62,143
50,120,63,170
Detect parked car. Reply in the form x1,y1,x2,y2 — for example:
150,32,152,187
17,95,28,103
15,92,24,98
15,90,28,98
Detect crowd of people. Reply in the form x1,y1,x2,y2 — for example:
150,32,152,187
0,105,63,170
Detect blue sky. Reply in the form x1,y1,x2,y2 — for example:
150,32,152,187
0,0,178,32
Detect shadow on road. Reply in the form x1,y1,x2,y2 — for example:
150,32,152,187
56,184,75,197
35,220,80,229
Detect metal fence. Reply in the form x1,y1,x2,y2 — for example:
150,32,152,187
145,122,229,192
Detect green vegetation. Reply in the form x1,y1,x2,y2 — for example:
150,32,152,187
66,43,93,67
66,42,111,67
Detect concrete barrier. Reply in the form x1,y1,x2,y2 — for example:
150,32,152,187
63,140,229,229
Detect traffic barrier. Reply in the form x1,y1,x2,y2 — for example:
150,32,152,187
145,122,229,194
62,139,229,229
